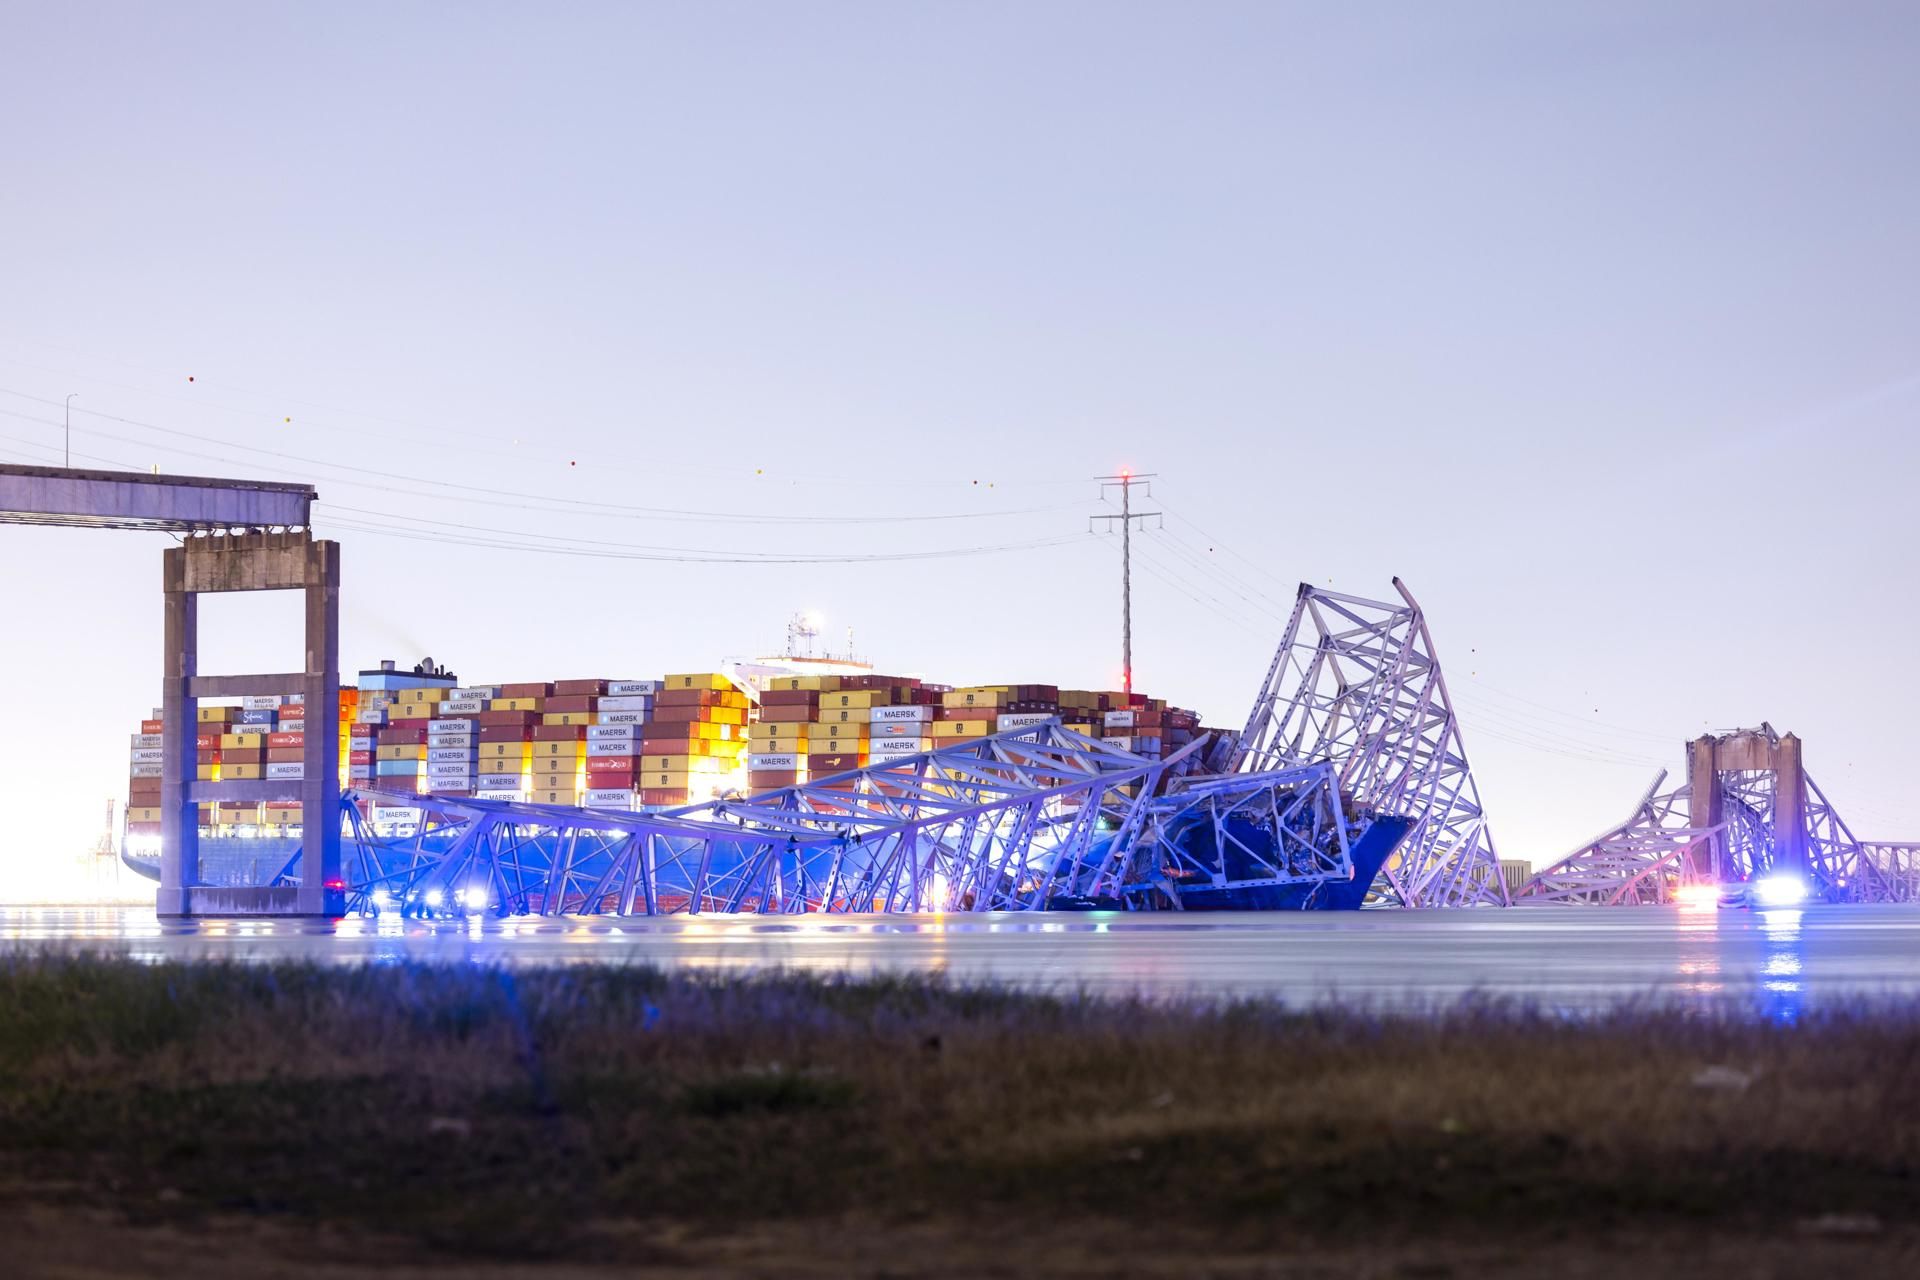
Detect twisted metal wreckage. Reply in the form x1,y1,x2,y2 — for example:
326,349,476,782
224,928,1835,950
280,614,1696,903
329,579,1511,914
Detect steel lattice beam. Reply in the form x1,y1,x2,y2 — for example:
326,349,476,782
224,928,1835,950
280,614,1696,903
337,723,1195,915
1228,578,1508,907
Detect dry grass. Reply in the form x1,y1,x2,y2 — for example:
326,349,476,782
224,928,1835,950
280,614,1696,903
2,955,1918,1275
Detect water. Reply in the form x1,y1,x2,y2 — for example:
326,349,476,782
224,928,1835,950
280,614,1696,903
5,902,1920,1011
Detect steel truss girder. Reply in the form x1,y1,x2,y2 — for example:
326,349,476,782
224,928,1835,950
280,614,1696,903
338,723,1195,915
1519,726,1920,905
1228,578,1507,907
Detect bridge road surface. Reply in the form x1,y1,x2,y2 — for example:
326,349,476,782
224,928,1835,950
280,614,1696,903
6,903,1920,1011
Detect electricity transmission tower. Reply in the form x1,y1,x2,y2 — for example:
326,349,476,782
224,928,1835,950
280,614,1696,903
1091,471,1160,695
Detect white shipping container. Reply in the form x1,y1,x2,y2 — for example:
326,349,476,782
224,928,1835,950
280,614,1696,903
868,737,929,757
597,710,646,726
997,713,1055,731
427,748,475,763
438,699,485,715
129,763,163,778
449,686,498,701
427,734,473,750
1105,735,1136,752
870,705,932,723
475,789,523,802
589,739,638,756
348,765,375,780
242,695,282,711
747,752,800,771
266,763,305,780
607,680,660,696
584,788,635,808
1103,710,1137,729
129,748,165,764
586,724,638,742
596,694,654,712
426,761,476,778
230,723,271,737
476,773,522,790
355,708,387,724
429,718,476,733
426,780,473,793
130,733,164,749
286,693,305,705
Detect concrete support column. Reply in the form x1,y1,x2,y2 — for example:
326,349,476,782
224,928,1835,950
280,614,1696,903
1772,733,1808,878
299,539,342,915
1686,736,1723,880
157,551,197,916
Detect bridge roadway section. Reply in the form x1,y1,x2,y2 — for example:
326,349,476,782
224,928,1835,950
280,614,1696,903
6,903,1920,1011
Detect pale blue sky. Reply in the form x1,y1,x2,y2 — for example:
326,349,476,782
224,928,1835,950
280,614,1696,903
2,1,1916,884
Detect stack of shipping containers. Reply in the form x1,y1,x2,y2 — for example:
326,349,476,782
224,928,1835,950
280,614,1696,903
122,660,1212,849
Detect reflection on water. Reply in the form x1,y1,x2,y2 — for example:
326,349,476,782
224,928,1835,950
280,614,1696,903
1759,907,1806,1023
3,903,1919,1011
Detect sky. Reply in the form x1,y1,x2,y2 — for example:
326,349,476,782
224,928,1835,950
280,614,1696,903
1,1,1916,896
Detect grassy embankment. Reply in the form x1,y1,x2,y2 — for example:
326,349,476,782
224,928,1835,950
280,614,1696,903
1,956,1918,1277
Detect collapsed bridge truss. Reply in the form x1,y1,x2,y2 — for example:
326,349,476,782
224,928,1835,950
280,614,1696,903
338,723,1199,915
1519,725,1920,904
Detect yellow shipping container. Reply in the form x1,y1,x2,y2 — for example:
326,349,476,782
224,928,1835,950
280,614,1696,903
195,764,218,781
814,722,869,741
396,688,446,704
820,690,891,709
639,755,724,773
767,675,841,692
814,707,870,725
532,740,585,758
1058,690,1103,710
219,733,257,749
747,726,809,746
542,711,595,726
491,697,540,711
196,706,235,723
224,762,264,780
531,787,581,804
478,742,530,760
934,720,994,738
662,672,733,691
376,744,426,761
943,689,1010,709
127,806,163,823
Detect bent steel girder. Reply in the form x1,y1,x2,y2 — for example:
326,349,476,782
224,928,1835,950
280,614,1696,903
1229,578,1507,907
336,723,1188,915
1517,771,1724,905
1120,762,1355,903
1519,726,1920,905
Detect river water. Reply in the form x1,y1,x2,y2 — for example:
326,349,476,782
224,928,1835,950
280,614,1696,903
5,902,1920,1012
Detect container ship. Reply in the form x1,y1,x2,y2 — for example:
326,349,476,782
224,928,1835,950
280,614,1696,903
121,639,1208,887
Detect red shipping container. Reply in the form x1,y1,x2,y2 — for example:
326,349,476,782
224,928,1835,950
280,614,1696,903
377,728,429,745
758,704,814,723
759,689,818,708
267,732,305,749
195,733,218,750
531,724,586,741
807,751,863,775
545,694,598,713
387,717,432,732
141,719,165,734
585,755,638,773
349,750,373,765
650,705,715,724
499,682,553,699
267,747,305,764
553,679,609,697
639,788,689,806
656,688,715,708
478,709,538,727
479,724,532,742
586,768,636,789
748,770,802,789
